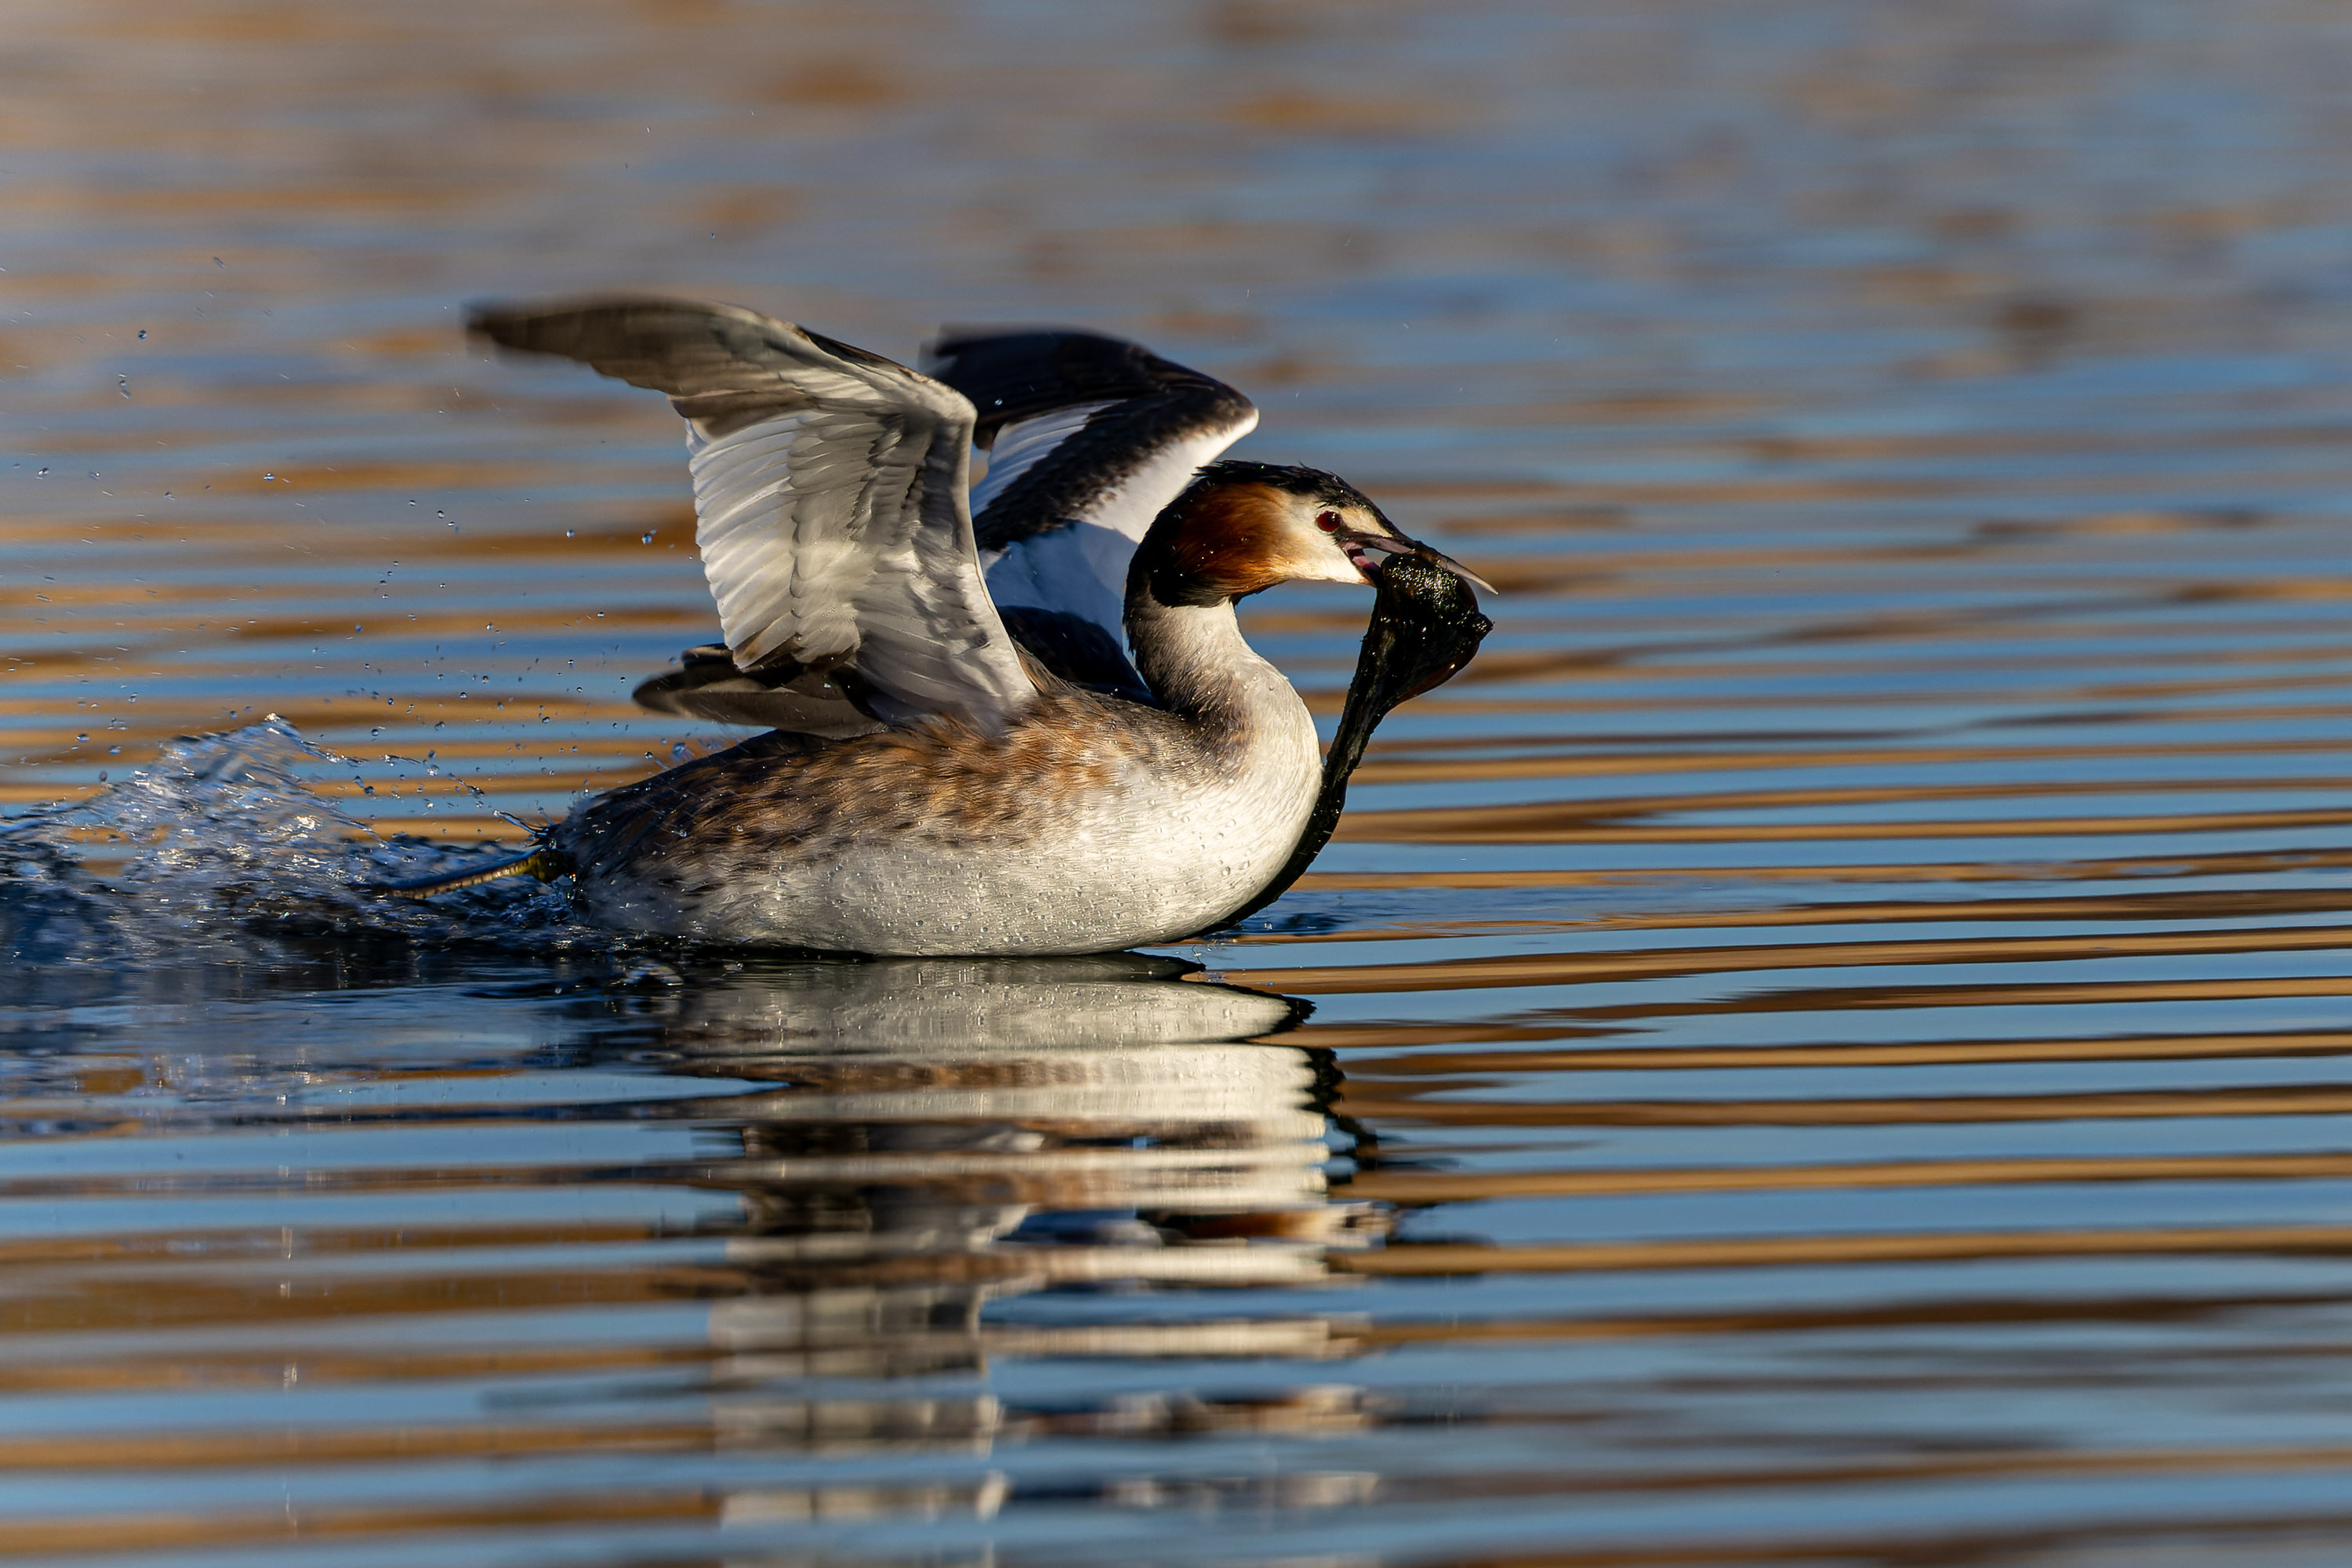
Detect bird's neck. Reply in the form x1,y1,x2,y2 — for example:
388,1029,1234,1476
1124,583,1296,729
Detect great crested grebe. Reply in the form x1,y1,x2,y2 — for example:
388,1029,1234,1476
393,298,1490,955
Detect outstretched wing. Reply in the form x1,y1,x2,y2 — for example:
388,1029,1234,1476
923,328,1257,696
469,297,1038,731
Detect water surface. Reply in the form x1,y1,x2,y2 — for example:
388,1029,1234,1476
13,2,2352,1563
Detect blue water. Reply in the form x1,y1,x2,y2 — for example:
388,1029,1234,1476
14,1,2352,1563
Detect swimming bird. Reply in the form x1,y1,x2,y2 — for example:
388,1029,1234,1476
397,298,1490,956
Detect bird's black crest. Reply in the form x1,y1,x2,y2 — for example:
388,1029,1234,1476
1184,460,1385,520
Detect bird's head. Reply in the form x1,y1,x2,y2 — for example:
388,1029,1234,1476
1131,461,1492,608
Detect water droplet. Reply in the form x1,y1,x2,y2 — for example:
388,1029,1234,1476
136,329,147,339
670,742,690,760
118,376,130,398
564,529,575,538
641,530,656,544
35,467,47,477
96,771,107,782
263,472,276,482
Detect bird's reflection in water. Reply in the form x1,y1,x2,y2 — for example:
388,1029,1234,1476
603,953,1381,1508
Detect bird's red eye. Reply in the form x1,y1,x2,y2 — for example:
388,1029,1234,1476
1315,510,1343,532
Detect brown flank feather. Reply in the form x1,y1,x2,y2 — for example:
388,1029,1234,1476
552,688,1210,890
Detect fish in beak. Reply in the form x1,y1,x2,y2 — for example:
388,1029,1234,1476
1205,551,1494,931
1334,526,1499,595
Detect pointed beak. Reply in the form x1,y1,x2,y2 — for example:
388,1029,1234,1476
1337,529,1497,594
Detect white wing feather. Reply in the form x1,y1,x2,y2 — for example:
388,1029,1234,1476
470,298,1036,730
979,413,1257,626
970,401,1115,520
923,328,1259,691
982,417,1257,633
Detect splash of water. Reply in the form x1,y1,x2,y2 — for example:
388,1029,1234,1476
0,718,587,967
